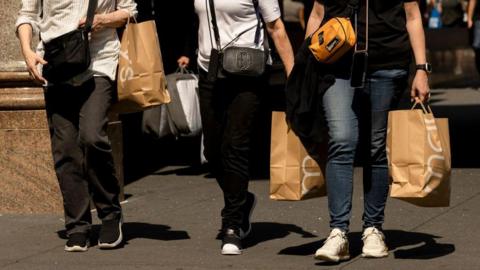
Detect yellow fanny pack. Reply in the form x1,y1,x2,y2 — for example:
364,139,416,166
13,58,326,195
308,17,357,64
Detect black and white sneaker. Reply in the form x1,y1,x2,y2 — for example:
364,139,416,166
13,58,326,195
221,228,242,255
239,192,256,239
65,233,89,252
98,216,123,249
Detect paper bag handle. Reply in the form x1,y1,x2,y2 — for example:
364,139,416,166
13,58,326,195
411,100,433,115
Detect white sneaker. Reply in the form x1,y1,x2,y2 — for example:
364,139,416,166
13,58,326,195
362,227,388,258
314,228,350,262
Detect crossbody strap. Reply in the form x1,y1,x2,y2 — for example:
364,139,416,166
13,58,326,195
85,0,98,32
208,0,266,50
354,0,368,52
208,0,222,50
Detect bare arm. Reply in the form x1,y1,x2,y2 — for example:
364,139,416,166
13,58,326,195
299,7,306,30
405,1,430,102
17,24,47,83
468,0,477,28
305,1,324,37
266,18,295,77
78,10,132,31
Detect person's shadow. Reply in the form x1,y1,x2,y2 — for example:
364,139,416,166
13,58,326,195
57,222,190,248
278,229,455,266
243,222,317,249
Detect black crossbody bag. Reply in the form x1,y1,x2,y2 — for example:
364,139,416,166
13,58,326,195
206,0,269,83
42,0,97,84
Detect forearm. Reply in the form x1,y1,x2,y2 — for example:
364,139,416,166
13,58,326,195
305,2,324,37
405,3,427,65
18,24,34,56
468,0,477,21
98,10,132,28
268,20,295,75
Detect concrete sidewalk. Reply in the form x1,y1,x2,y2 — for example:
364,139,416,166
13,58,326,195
0,166,479,270
0,87,479,270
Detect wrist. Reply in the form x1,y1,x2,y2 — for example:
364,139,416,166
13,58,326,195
21,47,34,57
415,62,432,74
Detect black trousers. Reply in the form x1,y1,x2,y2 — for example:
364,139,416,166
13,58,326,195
45,77,121,235
198,70,264,229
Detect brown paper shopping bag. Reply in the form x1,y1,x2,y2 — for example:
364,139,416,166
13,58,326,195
270,112,327,200
387,103,451,207
114,20,170,114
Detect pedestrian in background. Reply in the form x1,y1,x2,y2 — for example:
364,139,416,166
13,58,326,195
468,0,480,76
179,0,294,256
16,0,137,252
306,0,430,262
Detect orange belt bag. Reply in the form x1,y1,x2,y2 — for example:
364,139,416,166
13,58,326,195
308,17,356,64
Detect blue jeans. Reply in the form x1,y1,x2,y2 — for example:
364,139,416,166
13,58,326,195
323,69,408,232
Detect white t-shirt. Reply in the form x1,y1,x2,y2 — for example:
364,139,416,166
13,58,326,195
195,0,281,71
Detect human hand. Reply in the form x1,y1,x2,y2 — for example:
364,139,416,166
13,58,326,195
468,19,474,29
177,56,190,68
79,14,107,32
23,49,47,84
411,70,430,103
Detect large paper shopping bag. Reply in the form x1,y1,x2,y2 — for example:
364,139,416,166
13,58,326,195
113,20,170,114
387,103,451,207
270,112,327,200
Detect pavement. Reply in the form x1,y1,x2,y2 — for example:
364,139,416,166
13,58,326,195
0,88,479,270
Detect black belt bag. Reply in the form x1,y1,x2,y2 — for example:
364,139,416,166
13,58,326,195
42,0,97,84
222,46,266,77
207,0,268,82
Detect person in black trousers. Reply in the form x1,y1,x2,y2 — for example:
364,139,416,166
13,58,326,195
17,0,137,252
179,0,294,255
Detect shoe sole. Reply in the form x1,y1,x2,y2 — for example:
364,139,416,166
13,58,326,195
240,193,257,240
64,244,88,252
221,244,242,255
98,219,123,249
314,253,350,262
361,251,388,258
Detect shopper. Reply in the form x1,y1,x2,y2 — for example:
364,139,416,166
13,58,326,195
179,0,294,255
305,0,430,262
16,0,137,252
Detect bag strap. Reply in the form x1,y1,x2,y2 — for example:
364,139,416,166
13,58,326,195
208,0,222,50
354,0,368,52
208,0,267,50
252,0,262,46
85,0,98,32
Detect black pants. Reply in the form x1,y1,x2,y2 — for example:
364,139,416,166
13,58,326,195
45,77,121,235
198,70,264,229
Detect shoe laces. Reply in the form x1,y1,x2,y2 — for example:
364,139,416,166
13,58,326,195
323,228,347,247
362,227,385,243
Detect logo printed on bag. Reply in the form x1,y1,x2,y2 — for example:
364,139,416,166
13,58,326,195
423,117,445,194
119,49,134,82
301,155,321,196
236,50,252,71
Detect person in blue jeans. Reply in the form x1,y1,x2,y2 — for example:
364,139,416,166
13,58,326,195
306,0,431,262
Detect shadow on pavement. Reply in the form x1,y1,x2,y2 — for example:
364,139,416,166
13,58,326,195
153,164,211,177
243,222,317,249
279,230,454,262
56,222,190,248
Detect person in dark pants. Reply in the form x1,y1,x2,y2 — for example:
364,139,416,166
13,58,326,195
16,0,137,252
179,0,294,255
468,0,480,76
306,0,430,262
